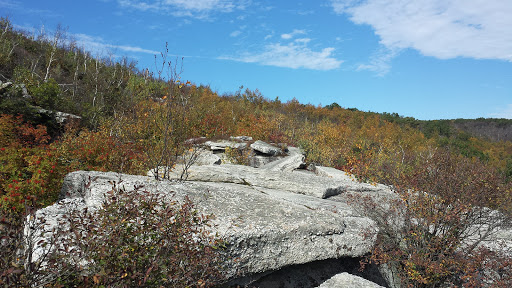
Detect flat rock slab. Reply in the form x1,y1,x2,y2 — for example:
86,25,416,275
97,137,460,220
171,164,343,198
204,140,247,151
259,153,305,172
32,171,377,281
312,166,392,193
168,164,393,199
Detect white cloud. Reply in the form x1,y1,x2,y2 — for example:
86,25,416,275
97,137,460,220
330,0,512,61
72,33,159,56
489,104,512,119
220,41,342,70
294,38,311,44
117,0,248,18
357,47,400,76
281,29,306,40
230,30,242,37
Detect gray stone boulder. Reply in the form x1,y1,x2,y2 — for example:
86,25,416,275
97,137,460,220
28,170,378,284
317,272,385,288
250,140,283,156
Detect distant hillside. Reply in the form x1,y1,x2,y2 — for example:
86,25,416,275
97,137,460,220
379,112,512,142
452,118,512,142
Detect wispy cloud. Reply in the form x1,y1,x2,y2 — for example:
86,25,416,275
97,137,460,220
0,0,61,17
489,104,512,119
357,47,400,76
72,33,159,56
330,0,512,62
220,40,342,70
117,0,249,18
230,30,242,37
0,0,18,9
281,29,306,40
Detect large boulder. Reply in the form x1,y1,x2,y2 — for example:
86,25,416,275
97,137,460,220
29,170,378,284
250,140,283,156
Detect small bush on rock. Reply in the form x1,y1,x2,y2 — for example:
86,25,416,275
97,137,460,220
349,150,512,288
15,182,225,287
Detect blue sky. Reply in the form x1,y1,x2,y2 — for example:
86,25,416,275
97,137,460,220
2,0,512,120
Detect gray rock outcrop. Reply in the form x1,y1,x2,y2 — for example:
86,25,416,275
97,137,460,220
30,170,379,285
190,137,303,169
27,139,410,287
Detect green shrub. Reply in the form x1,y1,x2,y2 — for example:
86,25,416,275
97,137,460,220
31,79,61,110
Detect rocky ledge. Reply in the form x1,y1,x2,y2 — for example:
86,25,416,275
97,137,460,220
26,139,400,287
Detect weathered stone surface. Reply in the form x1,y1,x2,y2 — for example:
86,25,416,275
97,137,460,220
196,150,222,165
30,170,377,282
167,164,352,199
316,272,385,288
259,147,305,172
204,140,247,151
250,140,283,156
311,165,393,194
462,209,512,257
248,155,280,168
181,148,221,166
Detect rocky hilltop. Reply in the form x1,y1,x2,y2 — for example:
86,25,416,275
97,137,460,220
25,138,512,287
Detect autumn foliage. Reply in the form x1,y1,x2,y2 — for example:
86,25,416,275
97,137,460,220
1,17,512,287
